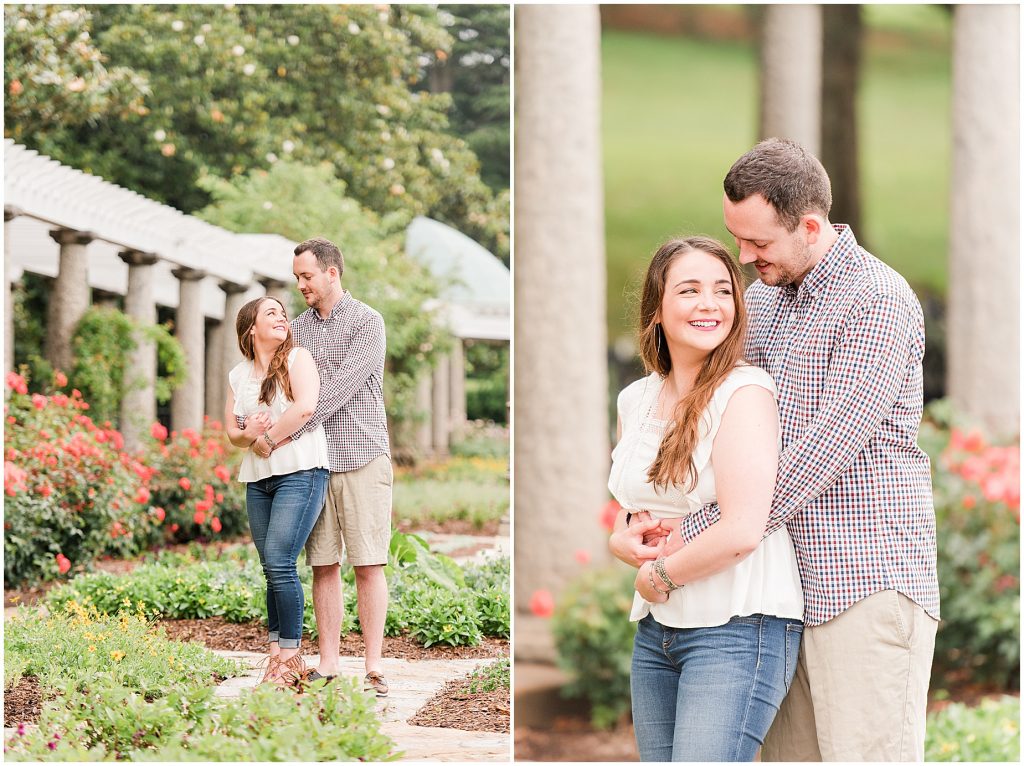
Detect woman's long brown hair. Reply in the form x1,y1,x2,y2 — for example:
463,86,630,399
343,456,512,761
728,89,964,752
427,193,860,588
637,236,748,491
235,297,294,406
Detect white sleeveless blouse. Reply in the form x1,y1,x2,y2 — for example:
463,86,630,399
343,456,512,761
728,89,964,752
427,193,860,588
227,347,330,482
609,363,804,628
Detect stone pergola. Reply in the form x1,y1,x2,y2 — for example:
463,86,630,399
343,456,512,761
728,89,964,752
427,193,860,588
4,140,296,451
405,216,511,456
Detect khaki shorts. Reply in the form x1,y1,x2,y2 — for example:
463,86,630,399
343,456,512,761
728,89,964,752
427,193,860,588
761,589,938,762
305,454,393,567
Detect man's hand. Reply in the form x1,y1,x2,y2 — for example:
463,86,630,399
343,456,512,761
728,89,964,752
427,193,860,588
251,433,272,459
634,561,670,604
609,516,668,568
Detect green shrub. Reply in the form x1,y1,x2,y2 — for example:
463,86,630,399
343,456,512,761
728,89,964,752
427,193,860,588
465,556,511,639
5,672,396,762
4,601,240,700
393,456,508,529
3,370,162,586
468,657,510,693
925,696,1020,762
920,402,1020,688
551,564,638,729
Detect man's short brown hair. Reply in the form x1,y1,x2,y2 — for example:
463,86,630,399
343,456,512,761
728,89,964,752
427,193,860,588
723,138,832,232
294,236,344,279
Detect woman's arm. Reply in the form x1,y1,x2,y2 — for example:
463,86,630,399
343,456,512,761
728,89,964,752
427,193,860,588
634,384,779,598
224,387,271,448
258,348,321,449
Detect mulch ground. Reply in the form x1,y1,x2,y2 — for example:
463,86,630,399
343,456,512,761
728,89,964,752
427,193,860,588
154,616,510,661
3,675,44,727
394,517,501,538
409,676,510,733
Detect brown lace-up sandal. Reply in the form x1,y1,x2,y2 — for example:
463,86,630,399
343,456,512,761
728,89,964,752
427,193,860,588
276,654,309,688
257,655,283,684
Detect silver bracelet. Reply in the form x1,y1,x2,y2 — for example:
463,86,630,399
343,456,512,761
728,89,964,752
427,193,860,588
654,556,681,592
647,562,671,595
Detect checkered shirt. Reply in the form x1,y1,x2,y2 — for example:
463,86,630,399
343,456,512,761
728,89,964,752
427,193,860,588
679,225,940,626
288,291,390,473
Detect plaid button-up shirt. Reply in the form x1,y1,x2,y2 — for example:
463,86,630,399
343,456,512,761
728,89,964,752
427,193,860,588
679,225,940,626
288,291,390,473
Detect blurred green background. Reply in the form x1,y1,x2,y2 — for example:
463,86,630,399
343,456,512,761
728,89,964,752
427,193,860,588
602,4,951,343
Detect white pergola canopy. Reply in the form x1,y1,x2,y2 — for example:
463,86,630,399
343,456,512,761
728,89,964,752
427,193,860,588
4,140,296,319
405,216,510,342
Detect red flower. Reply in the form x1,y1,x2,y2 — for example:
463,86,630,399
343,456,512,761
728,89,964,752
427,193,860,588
574,549,592,566
134,486,151,504
210,517,222,533
55,553,71,575
193,510,207,525
600,498,621,531
6,372,28,395
39,484,52,498
214,464,230,483
154,507,166,522
178,477,192,491
150,422,168,441
54,370,68,388
181,428,201,447
31,393,47,410
529,589,555,618
170,523,180,532
961,495,977,509
196,498,213,513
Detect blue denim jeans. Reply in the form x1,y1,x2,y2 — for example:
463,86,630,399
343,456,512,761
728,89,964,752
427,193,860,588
245,468,328,649
631,612,804,762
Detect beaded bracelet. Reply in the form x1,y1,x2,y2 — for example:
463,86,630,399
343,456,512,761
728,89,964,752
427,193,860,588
647,562,671,595
654,556,681,592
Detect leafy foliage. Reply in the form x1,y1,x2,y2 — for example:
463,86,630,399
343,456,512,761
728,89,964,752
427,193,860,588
925,696,1020,762
468,657,510,693
4,4,508,262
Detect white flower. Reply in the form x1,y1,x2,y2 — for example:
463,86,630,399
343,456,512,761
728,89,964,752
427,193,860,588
57,9,79,23
282,140,295,153
153,129,167,141
430,148,444,162
287,35,300,46
380,130,391,142
375,104,391,117
417,55,431,68
347,22,360,34
171,20,185,32
194,34,205,45
378,11,389,22
15,18,29,31
231,45,245,56
243,63,256,76
381,158,395,170
266,152,278,163
262,201,274,210
201,23,212,32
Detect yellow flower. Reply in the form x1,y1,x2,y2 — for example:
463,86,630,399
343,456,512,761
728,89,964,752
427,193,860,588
110,650,125,662
88,645,96,652
10,595,20,603
443,624,454,633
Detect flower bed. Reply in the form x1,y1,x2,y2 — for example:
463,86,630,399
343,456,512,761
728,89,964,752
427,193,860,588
4,371,245,586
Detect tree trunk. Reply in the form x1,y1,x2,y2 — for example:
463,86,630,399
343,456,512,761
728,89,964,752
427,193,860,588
759,5,823,154
821,4,862,235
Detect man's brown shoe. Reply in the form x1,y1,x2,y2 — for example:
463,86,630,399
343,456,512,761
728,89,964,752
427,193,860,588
363,671,388,698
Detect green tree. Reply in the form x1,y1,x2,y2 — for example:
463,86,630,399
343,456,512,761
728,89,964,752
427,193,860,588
195,160,450,433
4,4,508,262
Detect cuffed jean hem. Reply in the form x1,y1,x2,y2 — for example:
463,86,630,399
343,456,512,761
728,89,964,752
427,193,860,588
276,637,301,649
268,631,280,644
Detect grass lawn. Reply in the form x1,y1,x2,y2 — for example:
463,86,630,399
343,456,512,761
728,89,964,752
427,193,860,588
602,5,952,343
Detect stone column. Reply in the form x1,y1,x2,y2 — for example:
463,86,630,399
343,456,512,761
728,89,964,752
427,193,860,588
4,206,21,379
948,5,1020,437
759,4,823,154
118,250,159,453
219,280,250,417
516,5,609,661
171,267,207,433
415,373,432,455
449,338,466,435
432,353,451,454
46,228,95,376
205,320,225,422
257,276,291,300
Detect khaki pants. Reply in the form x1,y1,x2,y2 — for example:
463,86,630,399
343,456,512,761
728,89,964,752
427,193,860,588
762,590,938,762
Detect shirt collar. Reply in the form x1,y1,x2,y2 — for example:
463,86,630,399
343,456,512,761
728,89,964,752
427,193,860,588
313,290,351,322
785,223,857,300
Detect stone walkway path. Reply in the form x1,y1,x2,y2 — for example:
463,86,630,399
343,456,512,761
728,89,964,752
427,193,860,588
216,650,509,761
